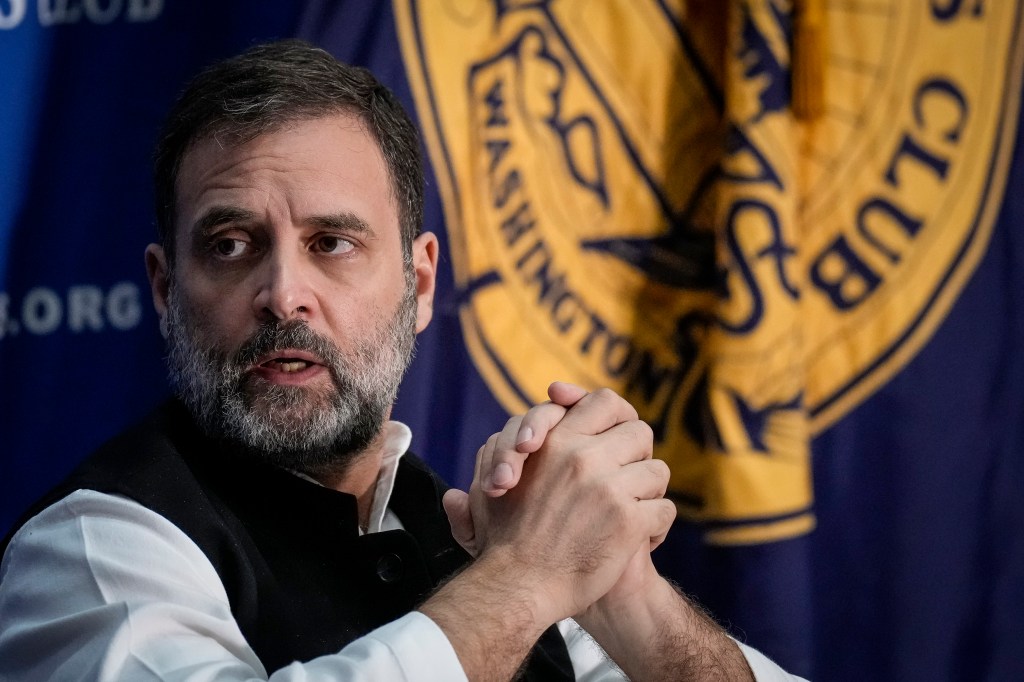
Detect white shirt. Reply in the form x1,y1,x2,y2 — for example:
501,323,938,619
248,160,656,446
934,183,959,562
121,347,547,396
0,422,804,681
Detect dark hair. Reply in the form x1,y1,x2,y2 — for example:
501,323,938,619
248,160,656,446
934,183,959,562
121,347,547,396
153,39,423,264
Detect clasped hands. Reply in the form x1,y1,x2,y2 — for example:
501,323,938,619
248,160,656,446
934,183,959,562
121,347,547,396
442,382,676,628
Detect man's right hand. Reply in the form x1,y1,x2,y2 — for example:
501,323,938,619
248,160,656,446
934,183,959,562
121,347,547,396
421,385,674,680
439,385,757,682
465,386,674,621
444,381,674,560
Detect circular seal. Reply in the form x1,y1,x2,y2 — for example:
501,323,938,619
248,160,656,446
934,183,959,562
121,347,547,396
397,0,1024,542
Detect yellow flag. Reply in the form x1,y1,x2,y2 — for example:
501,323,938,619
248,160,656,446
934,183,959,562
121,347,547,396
395,0,1024,544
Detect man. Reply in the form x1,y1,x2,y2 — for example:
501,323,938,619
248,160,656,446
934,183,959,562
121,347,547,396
0,40,804,681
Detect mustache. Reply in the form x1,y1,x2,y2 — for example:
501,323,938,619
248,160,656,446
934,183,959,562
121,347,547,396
232,320,343,371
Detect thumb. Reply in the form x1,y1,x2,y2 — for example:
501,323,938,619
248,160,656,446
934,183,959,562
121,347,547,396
442,489,478,557
547,381,588,408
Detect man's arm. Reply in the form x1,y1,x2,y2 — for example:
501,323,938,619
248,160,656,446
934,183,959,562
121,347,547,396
574,554,755,681
421,388,676,680
0,491,467,681
446,383,806,682
0,389,671,682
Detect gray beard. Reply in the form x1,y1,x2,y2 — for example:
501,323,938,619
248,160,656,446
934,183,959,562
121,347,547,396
164,277,418,477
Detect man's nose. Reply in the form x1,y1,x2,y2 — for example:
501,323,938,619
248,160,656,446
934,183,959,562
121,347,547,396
252,249,318,322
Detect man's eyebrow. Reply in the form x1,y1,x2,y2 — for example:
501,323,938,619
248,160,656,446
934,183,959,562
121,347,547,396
193,206,254,236
306,212,375,236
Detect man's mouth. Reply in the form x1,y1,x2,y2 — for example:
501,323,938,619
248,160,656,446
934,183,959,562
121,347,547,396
262,358,313,373
249,350,328,383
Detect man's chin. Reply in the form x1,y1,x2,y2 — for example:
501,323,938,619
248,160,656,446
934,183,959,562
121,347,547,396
243,379,336,415
225,413,373,478
224,411,341,459
248,398,326,425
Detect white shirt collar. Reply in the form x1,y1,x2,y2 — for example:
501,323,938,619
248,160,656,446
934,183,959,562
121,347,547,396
367,420,411,534
290,420,411,535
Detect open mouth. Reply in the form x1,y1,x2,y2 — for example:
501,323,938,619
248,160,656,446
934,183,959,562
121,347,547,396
262,358,313,373
252,349,325,375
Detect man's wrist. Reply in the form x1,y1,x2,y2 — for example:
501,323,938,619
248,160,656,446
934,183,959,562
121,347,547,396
577,576,755,682
418,550,558,680
575,573,676,653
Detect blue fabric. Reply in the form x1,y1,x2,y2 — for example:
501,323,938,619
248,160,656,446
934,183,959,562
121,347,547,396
0,0,307,538
1,4,1022,680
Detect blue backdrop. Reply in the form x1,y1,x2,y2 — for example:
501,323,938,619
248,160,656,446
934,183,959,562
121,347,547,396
2,2,1021,680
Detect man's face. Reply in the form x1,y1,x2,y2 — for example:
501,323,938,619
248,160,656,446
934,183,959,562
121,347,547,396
145,114,437,473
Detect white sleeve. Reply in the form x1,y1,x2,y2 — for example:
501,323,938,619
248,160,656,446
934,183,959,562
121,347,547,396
0,490,467,682
558,618,628,681
558,619,809,682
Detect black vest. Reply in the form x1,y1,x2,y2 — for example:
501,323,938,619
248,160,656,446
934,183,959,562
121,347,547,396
2,401,573,679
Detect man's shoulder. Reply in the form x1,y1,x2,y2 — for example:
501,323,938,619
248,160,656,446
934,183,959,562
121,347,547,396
2,400,201,554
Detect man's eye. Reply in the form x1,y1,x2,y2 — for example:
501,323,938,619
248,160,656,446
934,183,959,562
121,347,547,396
213,238,248,258
315,235,354,254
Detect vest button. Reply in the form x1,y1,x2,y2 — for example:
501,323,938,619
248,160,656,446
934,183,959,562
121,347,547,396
376,553,404,584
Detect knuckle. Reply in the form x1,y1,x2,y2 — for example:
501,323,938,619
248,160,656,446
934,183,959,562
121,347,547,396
649,458,670,480
592,386,638,418
625,420,654,455
593,387,624,411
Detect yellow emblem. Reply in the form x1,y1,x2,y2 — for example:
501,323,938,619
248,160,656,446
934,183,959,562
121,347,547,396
396,0,1024,543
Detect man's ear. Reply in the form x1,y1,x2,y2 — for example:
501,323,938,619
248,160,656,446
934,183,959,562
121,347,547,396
411,232,439,333
144,244,170,337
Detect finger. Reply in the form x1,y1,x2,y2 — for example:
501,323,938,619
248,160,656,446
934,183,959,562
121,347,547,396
514,401,568,453
442,489,478,556
636,498,677,548
482,416,523,496
555,387,640,437
471,437,495,493
498,389,589,493
546,381,589,408
636,475,675,551
613,457,670,502
578,419,655,467
649,522,672,552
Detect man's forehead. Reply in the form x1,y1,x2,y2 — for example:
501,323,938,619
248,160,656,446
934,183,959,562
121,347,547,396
179,113,378,175
176,115,385,192
172,113,395,233
189,109,372,157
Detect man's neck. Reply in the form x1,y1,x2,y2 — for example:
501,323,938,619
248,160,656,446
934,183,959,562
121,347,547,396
308,431,388,531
